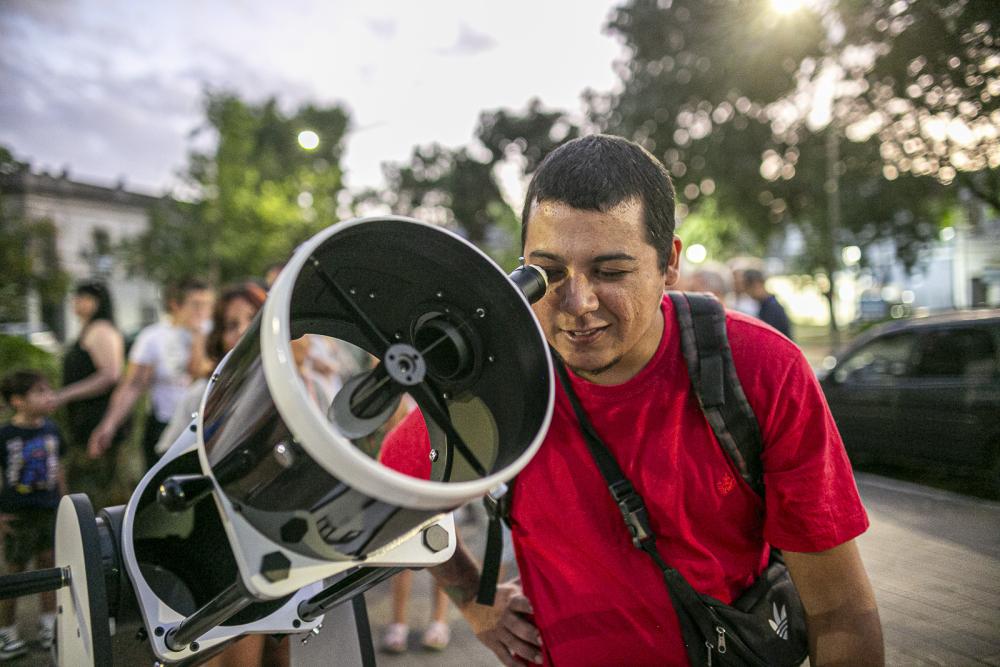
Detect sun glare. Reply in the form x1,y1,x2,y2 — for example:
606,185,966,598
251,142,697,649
771,0,805,14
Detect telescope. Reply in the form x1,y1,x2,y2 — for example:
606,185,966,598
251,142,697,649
0,216,553,665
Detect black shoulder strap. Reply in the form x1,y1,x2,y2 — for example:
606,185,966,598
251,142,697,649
667,292,765,497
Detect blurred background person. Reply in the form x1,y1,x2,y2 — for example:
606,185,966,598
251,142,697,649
156,281,281,667
727,258,765,315
382,568,452,654
0,370,66,659
377,400,452,655
686,261,732,303
51,281,127,508
742,268,793,340
155,282,266,456
87,278,214,471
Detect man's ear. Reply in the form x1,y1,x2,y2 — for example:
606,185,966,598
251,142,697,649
664,236,682,289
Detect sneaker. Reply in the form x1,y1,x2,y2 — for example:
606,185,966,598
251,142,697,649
0,625,28,661
421,621,450,651
37,616,55,650
381,623,408,654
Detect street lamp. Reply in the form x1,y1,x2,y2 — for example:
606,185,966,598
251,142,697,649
298,130,320,150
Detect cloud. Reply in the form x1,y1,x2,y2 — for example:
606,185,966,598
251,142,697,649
436,23,497,56
365,18,397,39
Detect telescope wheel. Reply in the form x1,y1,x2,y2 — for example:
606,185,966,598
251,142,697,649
54,494,113,667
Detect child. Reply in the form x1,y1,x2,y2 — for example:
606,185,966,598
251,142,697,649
0,370,66,660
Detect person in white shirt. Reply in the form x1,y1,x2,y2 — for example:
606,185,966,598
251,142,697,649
88,278,214,470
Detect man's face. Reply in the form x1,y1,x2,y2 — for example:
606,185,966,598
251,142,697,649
175,289,215,330
524,199,680,385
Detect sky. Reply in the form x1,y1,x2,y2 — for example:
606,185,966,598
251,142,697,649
0,0,624,197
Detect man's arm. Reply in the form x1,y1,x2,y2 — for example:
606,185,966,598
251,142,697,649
431,536,542,666
87,363,154,457
783,539,883,667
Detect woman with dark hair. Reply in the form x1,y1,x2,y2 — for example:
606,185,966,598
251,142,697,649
52,281,127,508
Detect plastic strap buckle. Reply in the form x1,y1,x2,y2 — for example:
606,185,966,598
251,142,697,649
609,479,655,549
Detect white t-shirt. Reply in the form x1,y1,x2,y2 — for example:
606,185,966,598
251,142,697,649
129,322,194,423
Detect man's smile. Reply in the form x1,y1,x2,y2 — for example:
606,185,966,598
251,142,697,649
560,325,610,344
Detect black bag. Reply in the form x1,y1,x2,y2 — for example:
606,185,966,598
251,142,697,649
551,292,809,666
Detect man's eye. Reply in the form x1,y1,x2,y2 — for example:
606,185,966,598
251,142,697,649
597,269,627,279
541,268,565,281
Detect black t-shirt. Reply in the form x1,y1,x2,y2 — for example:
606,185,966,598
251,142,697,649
0,420,65,511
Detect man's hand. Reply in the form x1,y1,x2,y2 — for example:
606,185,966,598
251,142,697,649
0,513,15,537
431,538,544,665
461,581,543,666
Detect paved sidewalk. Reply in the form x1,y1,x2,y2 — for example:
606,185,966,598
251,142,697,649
854,474,1000,666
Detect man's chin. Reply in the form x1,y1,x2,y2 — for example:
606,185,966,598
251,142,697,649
560,352,622,379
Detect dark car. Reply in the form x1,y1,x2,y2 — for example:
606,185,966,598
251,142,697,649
819,309,1000,493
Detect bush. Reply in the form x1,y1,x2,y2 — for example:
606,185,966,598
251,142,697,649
0,334,60,383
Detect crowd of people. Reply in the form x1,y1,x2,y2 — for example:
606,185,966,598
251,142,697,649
0,134,877,667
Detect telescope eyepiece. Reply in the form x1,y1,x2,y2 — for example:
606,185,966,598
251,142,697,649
509,265,548,304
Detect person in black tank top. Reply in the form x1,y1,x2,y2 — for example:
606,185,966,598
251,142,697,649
53,281,128,508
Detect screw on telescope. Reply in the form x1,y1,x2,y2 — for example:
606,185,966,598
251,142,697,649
422,524,450,553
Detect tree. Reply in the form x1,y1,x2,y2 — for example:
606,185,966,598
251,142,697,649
377,99,579,270
123,92,351,285
0,146,70,323
834,0,999,209
592,0,989,330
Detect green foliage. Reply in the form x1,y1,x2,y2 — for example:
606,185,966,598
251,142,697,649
122,92,351,284
0,335,60,386
675,198,763,261
594,0,992,279
834,0,999,209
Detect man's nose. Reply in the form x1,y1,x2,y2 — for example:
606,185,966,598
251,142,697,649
559,274,599,316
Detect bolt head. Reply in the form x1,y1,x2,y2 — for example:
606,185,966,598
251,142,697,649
422,524,450,553
280,517,309,543
261,551,292,582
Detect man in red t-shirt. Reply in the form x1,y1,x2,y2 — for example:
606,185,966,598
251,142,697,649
382,135,883,666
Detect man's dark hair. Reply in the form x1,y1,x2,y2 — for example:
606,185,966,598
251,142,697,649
742,269,766,288
164,277,211,309
520,134,677,271
75,280,116,326
1,369,48,405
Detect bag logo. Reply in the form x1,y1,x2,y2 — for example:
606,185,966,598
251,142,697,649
768,603,789,640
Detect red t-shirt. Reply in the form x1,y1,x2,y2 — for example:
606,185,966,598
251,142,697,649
382,296,869,666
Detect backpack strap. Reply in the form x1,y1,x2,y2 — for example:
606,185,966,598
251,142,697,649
476,487,509,606
667,292,764,497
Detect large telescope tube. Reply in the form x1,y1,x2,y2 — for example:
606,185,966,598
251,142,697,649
39,215,553,666
198,216,553,587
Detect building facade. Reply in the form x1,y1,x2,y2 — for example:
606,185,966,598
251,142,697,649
1,169,164,342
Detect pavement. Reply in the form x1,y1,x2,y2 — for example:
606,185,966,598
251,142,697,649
4,473,999,666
